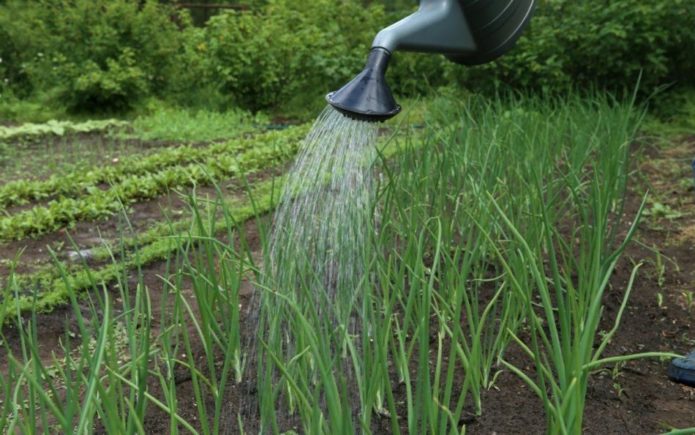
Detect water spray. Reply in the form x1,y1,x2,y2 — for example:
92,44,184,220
327,0,536,122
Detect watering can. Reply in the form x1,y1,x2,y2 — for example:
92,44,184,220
327,0,536,122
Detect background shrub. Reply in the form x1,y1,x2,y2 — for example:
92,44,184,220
183,0,386,111
444,0,695,94
0,0,181,112
0,0,694,117
0,25,26,97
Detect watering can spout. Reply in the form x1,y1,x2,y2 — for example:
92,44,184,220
327,0,536,122
326,47,400,122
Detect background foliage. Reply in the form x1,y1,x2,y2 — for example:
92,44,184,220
0,0,693,117
446,0,695,94
0,0,181,112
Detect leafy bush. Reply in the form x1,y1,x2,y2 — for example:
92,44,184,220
0,141,9,167
1,0,693,116
0,0,181,112
192,0,695,107
443,0,695,94
183,0,386,111
0,24,27,96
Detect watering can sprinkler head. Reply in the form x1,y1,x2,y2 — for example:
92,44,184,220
327,0,536,122
326,47,401,122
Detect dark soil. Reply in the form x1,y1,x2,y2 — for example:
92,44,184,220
1,135,694,433
467,136,695,433
135,135,695,434
0,164,284,277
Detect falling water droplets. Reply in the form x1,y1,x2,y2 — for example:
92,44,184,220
266,106,378,319
241,106,379,427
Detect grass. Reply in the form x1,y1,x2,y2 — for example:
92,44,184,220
0,95,67,124
0,94,685,433
642,87,695,139
126,107,271,143
0,106,277,184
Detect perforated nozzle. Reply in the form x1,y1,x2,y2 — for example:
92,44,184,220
326,48,401,123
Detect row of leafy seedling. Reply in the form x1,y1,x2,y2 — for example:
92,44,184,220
0,119,128,143
0,120,416,318
0,125,308,209
0,127,307,240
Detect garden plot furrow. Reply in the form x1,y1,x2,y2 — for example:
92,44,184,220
1,129,417,318
0,178,280,319
0,125,309,208
0,128,307,240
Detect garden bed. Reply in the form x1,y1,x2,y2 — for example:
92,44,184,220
0,100,693,433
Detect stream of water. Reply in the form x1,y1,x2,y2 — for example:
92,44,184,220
245,106,379,426
266,106,378,320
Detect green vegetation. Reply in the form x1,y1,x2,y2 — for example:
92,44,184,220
0,125,306,209
0,94,682,433
1,0,693,432
0,119,128,171
0,126,306,240
0,177,281,320
254,94,678,433
1,0,693,118
643,88,695,138
126,106,270,142
447,1,695,94
0,196,254,433
0,120,417,318
0,0,181,112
